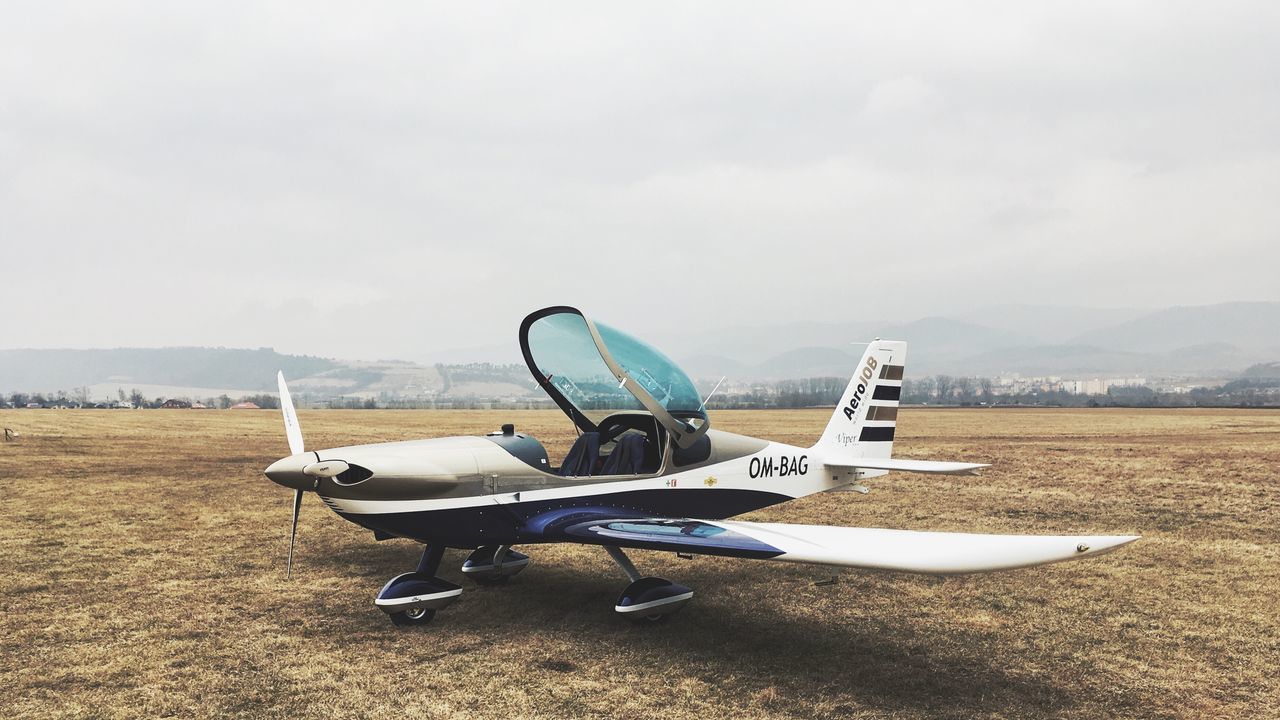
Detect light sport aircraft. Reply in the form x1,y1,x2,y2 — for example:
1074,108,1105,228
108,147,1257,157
265,306,1138,626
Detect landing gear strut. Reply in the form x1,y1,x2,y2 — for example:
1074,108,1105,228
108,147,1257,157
375,544,463,627
605,545,693,623
461,545,530,585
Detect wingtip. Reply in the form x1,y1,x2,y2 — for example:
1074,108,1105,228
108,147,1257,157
1084,535,1141,555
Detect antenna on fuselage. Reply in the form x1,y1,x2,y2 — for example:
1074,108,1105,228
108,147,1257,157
699,375,727,412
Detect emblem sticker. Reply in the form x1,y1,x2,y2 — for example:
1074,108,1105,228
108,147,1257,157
843,355,880,421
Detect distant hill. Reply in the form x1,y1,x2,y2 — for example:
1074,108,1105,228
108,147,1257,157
1069,302,1280,353
660,320,878,365
676,317,1033,379
675,354,750,381
875,317,1032,374
754,347,859,379
670,302,1279,380
1241,361,1280,380
0,347,540,403
0,347,336,393
952,304,1149,344
948,342,1268,377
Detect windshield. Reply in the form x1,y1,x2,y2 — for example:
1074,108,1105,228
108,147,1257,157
526,312,644,420
520,307,710,441
594,320,703,416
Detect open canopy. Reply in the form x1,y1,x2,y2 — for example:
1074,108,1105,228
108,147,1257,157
520,306,709,448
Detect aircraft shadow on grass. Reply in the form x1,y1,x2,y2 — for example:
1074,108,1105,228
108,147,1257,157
297,538,1079,716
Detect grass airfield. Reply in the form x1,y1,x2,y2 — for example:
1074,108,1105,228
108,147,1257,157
2,407,1277,719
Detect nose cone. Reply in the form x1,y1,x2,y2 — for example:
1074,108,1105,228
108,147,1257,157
265,453,315,490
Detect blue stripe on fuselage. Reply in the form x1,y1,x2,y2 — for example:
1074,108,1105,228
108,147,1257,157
333,487,793,546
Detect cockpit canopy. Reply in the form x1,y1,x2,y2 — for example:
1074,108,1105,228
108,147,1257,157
520,307,709,448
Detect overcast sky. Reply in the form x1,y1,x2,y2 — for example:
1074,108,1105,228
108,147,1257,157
2,2,1278,361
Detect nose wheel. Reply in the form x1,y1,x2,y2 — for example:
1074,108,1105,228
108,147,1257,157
389,606,436,627
375,544,460,627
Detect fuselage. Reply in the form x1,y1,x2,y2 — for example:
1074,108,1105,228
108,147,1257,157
265,428,867,547
263,306,888,552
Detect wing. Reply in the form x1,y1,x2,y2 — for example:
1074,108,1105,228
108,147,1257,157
710,521,1138,574
536,511,1138,575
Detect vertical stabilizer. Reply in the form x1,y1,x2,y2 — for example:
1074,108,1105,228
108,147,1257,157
816,340,906,459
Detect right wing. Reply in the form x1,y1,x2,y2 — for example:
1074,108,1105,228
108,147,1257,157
541,512,1138,575
710,521,1138,574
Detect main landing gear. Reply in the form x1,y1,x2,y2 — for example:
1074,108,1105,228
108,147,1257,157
374,543,691,626
374,544,463,627
605,545,693,623
461,545,530,585
375,544,532,627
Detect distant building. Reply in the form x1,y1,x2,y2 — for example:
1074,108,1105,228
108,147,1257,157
160,399,191,409
229,402,261,410
1064,378,1148,395
191,402,209,409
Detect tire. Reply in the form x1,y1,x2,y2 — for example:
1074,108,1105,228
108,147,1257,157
468,573,510,586
629,613,668,625
389,607,436,627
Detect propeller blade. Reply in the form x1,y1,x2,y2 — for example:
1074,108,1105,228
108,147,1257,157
279,372,307,579
277,371,304,455
287,488,303,579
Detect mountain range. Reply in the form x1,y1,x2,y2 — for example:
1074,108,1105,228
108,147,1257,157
2,302,1277,396
664,302,1280,380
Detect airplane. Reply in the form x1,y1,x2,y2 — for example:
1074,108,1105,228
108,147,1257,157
264,306,1139,627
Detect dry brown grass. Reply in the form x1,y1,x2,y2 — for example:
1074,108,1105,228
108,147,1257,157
2,407,1277,719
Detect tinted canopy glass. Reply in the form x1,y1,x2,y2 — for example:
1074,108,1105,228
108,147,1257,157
526,312,644,417
520,307,709,445
593,321,703,417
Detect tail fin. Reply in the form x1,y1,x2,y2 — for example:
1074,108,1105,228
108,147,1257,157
816,340,906,459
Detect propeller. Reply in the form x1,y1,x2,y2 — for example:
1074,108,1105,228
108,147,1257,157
288,485,303,579
278,371,305,579
279,370,304,456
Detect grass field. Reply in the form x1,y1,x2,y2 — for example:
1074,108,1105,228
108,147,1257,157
2,407,1277,719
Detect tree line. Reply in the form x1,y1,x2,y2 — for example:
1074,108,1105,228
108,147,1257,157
3,390,280,409
710,375,1280,409
7,373,1278,411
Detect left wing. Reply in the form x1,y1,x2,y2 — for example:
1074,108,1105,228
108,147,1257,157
545,513,1138,575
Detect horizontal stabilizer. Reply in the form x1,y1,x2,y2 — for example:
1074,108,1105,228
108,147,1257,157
716,521,1139,574
824,457,991,475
